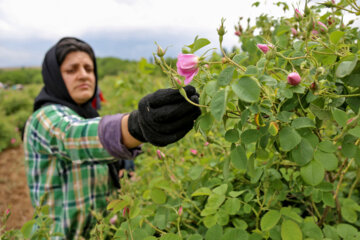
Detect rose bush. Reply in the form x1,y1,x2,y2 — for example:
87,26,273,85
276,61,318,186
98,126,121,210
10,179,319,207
102,1,360,239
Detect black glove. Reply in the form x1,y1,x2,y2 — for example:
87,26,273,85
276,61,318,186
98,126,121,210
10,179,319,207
128,85,201,146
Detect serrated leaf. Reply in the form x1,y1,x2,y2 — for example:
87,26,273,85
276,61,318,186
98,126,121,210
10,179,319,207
279,126,302,151
210,89,226,121
260,210,281,231
232,76,260,103
301,160,325,186
192,187,212,197
218,67,235,86
281,220,302,240
291,117,316,129
332,108,348,127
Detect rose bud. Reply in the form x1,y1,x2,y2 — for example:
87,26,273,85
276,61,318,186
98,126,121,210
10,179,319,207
287,72,301,86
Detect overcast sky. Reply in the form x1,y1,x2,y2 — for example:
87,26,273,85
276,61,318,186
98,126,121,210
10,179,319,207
0,0,358,67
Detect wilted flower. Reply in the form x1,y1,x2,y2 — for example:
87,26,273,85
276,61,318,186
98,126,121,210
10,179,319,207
291,28,298,36
318,21,328,32
257,44,270,54
295,9,303,20
287,72,301,86
235,30,241,36
178,206,183,216
311,30,319,39
204,142,209,146
177,54,199,85
109,215,118,224
156,149,165,159
190,149,198,155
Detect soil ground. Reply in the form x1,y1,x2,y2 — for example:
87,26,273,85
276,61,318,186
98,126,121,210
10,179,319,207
0,145,34,231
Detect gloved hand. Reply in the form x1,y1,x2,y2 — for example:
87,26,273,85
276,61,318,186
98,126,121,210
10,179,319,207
128,85,201,146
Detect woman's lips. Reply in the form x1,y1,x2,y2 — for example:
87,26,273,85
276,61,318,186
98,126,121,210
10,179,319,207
77,83,90,89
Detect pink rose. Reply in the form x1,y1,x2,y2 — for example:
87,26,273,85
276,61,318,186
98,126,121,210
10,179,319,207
178,206,183,216
287,72,301,86
295,9,303,20
257,44,270,54
177,54,199,85
10,138,16,144
156,149,165,159
291,28,298,36
317,21,328,32
235,31,241,36
109,215,118,224
190,149,198,155
204,141,209,146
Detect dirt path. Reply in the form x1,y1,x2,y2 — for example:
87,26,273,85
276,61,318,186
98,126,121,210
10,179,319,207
0,145,34,230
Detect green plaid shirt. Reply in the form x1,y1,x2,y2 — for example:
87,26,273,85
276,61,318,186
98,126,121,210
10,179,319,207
23,104,121,239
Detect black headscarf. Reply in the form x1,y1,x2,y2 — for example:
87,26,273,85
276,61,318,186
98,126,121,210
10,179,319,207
33,37,99,118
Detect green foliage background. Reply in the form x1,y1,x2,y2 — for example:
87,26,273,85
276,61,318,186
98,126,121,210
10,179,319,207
1,1,360,239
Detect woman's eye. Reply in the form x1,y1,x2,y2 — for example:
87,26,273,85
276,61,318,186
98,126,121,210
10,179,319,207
66,69,75,74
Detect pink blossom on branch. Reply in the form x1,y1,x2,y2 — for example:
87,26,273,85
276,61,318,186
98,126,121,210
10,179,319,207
190,149,198,155
177,54,199,85
295,9,303,20
317,21,328,32
291,28,298,36
287,72,301,86
257,44,270,54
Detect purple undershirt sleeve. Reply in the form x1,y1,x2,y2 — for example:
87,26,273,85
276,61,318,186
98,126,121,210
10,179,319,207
98,113,142,159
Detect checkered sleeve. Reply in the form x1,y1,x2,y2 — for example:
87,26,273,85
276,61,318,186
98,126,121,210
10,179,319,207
28,104,114,164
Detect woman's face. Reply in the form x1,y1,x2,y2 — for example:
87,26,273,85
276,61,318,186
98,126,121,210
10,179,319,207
60,51,96,105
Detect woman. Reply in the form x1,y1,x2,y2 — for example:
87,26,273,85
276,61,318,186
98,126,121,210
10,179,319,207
23,37,200,239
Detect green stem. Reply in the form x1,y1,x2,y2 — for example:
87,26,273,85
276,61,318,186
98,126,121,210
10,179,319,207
179,87,208,108
348,168,360,198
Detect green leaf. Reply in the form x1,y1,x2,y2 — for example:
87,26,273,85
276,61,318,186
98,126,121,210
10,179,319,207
314,150,338,171
203,214,218,228
280,207,303,223
260,210,281,231
218,67,235,86
160,233,181,240
318,140,336,153
346,74,360,87
349,126,360,138
301,160,325,186
107,199,130,213
330,31,345,44
279,126,302,151
225,129,240,143
322,192,336,208
336,55,358,78
232,76,260,103
291,138,314,166
205,224,223,240
21,220,36,239
302,221,323,240
244,65,258,75
259,75,277,86
187,37,211,53
221,228,248,240
241,129,260,144
210,89,227,121
233,53,248,64
213,184,228,195
206,193,226,209
199,112,214,131
291,117,316,129
332,108,348,127
151,188,167,204
188,234,203,240
281,220,302,240
336,224,358,239
188,165,204,180
277,111,293,123
231,145,247,170
205,81,218,97
223,198,241,215
192,187,212,197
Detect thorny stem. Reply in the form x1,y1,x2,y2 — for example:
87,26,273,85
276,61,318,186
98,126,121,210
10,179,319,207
334,158,354,200
144,218,167,235
348,168,360,198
